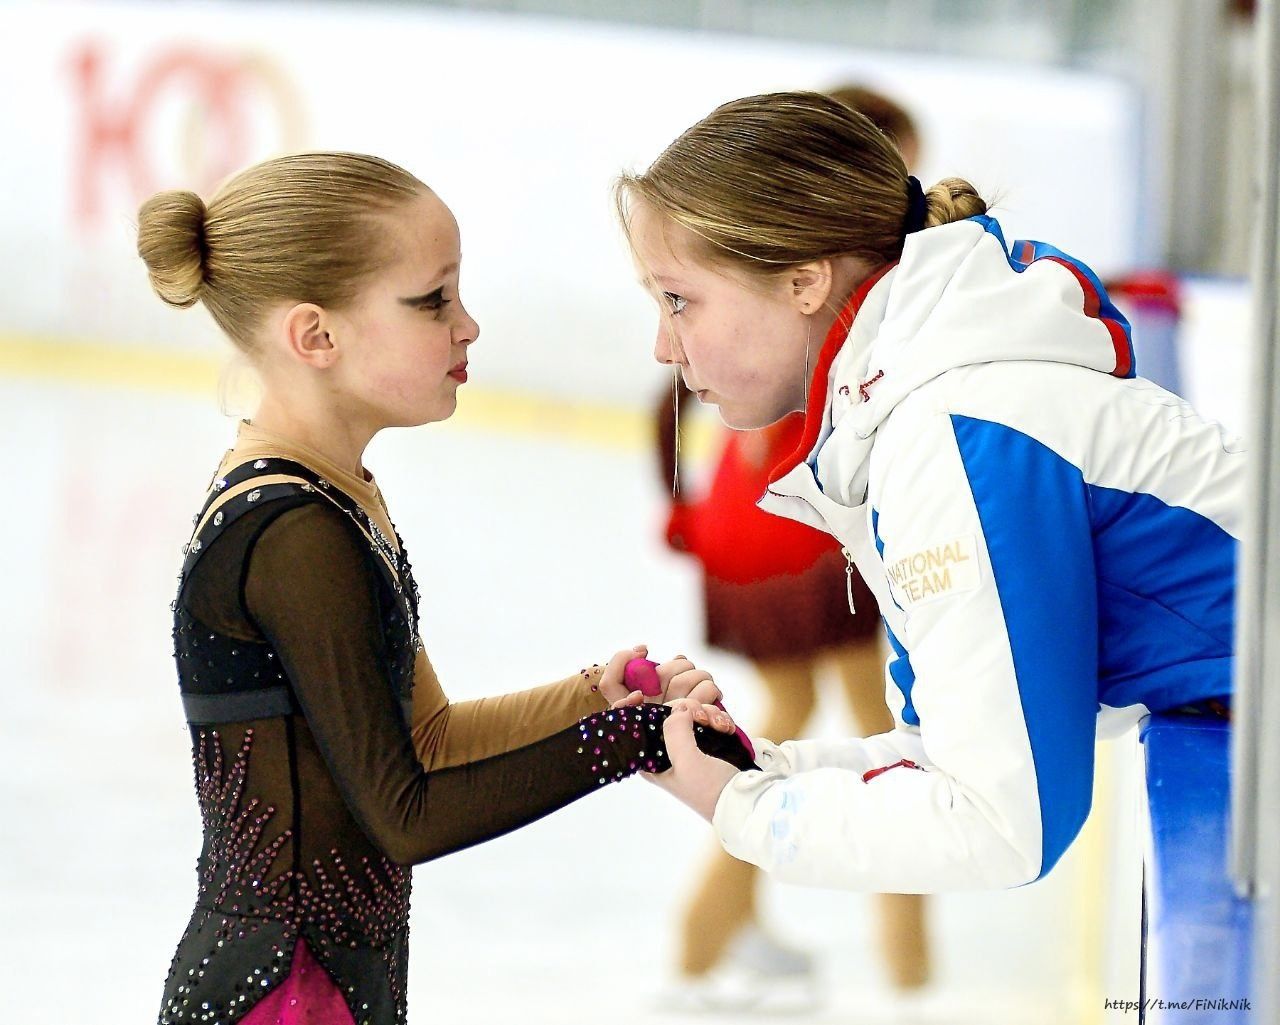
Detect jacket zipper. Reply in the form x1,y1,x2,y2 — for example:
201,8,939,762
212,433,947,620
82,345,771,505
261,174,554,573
841,547,857,615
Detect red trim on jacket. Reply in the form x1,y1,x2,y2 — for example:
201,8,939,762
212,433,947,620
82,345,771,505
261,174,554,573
861,758,923,783
1044,256,1133,378
767,262,897,487
664,415,839,581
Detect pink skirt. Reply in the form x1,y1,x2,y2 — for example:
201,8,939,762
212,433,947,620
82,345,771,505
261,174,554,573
241,939,355,1025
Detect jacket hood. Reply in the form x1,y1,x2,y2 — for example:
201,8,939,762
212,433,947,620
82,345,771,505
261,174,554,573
769,215,1134,509
853,215,1132,434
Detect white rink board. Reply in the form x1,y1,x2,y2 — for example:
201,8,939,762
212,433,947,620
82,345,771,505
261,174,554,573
0,0,1142,405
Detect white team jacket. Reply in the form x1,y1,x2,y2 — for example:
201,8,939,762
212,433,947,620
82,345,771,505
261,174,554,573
711,216,1244,892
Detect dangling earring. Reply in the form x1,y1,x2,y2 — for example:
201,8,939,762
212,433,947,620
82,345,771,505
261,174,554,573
803,319,812,410
671,366,681,497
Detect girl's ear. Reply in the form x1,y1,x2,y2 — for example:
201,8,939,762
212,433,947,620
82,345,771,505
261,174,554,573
789,260,835,315
280,303,337,368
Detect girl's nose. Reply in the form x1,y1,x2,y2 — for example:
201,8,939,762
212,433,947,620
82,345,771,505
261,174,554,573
654,325,678,365
457,309,479,345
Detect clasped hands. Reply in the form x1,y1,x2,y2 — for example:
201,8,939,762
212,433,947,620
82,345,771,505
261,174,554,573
598,644,745,822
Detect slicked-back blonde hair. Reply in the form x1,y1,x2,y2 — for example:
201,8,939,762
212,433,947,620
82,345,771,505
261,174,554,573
616,91,985,285
136,152,426,353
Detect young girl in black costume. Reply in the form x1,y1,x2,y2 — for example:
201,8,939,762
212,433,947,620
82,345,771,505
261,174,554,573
136,152,754,1025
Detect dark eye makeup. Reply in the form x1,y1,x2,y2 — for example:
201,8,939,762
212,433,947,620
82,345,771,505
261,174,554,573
400,287,450,312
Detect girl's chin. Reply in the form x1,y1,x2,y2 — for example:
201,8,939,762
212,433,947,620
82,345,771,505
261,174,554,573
423,401,459,426
396,396,458,429
718,404,794,432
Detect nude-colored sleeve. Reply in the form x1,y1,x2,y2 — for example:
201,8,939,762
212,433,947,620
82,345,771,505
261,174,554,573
242,501,754,868
409,648,611,771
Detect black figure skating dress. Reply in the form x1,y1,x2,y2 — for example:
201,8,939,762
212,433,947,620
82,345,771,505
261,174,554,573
158,422,755,1025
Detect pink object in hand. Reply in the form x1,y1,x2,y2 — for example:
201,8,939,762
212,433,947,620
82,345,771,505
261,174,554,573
624,657,664,696
624,657,756,761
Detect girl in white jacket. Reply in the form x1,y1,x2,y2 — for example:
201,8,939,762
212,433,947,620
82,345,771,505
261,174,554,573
618,91,1241,893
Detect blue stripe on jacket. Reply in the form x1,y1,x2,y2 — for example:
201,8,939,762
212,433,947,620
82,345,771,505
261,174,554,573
872,508,919,727
1083,483,1236,711
950,415,1097,879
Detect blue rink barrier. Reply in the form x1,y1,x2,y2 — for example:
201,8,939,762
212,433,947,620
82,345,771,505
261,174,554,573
1141,714,1253,1023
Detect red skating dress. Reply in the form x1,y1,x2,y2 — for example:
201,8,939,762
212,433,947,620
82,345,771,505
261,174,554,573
657,386,879,661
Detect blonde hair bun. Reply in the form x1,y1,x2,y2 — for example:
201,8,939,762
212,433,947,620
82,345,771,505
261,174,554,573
923,178,988,229
137,190,209,309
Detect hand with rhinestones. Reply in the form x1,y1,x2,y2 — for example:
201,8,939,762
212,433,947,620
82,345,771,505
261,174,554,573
644,699,743,821
619,656,756,760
